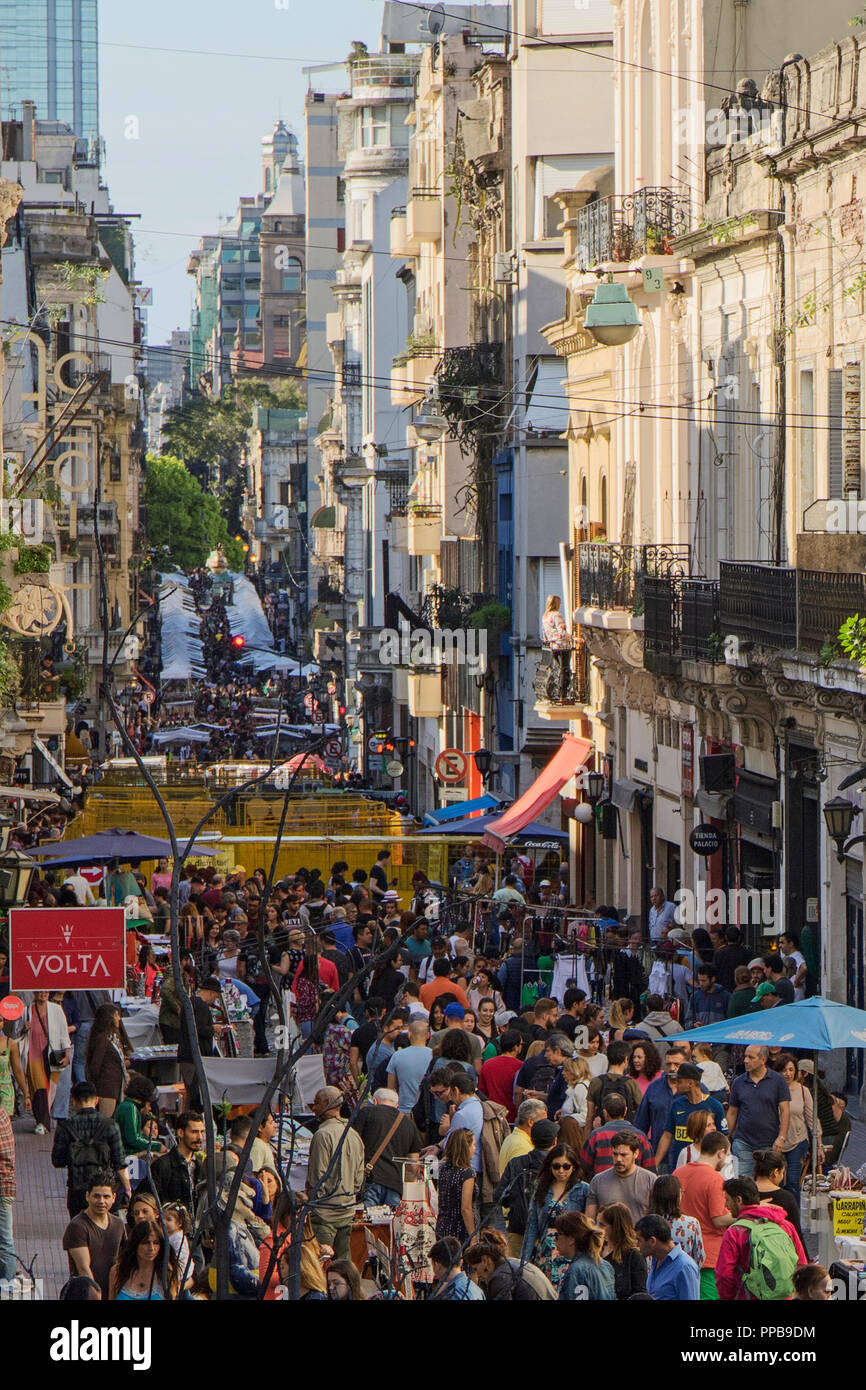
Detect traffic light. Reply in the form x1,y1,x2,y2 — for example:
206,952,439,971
231,634,245,649
337,704,346,717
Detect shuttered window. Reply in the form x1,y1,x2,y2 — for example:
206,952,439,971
828,369,844,498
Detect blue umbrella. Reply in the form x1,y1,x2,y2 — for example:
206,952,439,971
675,996,866,1051
418,811,568,843
28,827,218,865
677,997,866,1199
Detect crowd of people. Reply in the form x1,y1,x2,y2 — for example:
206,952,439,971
1,848,857,1303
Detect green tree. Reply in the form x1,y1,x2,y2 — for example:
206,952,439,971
143,454,245,571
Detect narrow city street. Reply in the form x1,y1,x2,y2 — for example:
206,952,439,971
2,0,866,1349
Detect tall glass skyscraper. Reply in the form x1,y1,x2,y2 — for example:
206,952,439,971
0,0,99,144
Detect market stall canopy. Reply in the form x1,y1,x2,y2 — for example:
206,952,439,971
0,785,61,804
28,827,218,864
676,997,866,1050
423,794,504,825
482,733,592,854
418,811,568,843
150,727,213,746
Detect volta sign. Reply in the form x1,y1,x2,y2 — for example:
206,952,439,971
9,907,127,991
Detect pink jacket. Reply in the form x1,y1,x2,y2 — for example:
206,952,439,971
715,1203,807,1300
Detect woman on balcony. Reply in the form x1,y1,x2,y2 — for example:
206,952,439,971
541,595,571,702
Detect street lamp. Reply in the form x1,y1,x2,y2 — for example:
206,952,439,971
0,847,36,908
584,768,605,806
413,398,447,443
473,748,495,784
823,795,861,863
584,279,641,347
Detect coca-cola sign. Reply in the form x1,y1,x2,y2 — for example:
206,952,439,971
9,908,126,990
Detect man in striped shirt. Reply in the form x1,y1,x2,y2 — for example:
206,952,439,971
579,1093,655,1178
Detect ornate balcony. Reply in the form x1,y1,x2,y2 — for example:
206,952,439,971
798,569,866,653
576,187,691,271
643,577,720,668
578,543,691,612
533,637,590,720
719,562,797,649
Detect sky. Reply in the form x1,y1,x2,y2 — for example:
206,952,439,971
99,0,383,344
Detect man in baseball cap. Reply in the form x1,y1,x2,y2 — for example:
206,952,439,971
753,981,780,1009
305,1087,365,1259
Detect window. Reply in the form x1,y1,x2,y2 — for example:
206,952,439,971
533,155,602,240
282,259,303,292
336,177,346,204
279,482,290,507
361,106,389,147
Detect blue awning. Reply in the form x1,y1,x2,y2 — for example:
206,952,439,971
423,794,504,826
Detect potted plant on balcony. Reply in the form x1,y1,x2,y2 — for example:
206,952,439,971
645,223,667,254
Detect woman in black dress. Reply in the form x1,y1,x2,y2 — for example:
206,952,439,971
435,1127,477,1243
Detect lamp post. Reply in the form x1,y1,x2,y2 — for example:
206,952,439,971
822,795,861,863
584,768,605,807
0,846,36,909
473,747,495,787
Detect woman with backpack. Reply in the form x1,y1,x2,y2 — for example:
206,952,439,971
520,1143,590,1289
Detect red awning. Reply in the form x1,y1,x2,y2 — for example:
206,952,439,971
482,733,593,854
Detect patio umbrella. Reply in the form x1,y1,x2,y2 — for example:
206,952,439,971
417,811,568,843
28,827,218,863
284,753,330,775
676,997,866,1208
150,727,213,746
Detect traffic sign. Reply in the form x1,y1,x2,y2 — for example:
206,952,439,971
325,737,343,759
303,693,314,710
143,690,155,706
386,759,404,778
435,748,469,785
689,823,724,856
368,735,384,753
312,708,324,724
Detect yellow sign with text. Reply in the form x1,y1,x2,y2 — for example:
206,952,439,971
832,1195,866,1237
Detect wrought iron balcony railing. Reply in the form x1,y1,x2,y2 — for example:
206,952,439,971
576,187,691,271
578,543,691,611
719,562,797,649
798,569,866,653
644,576,721,665
533,636,589,707
436,342,504,391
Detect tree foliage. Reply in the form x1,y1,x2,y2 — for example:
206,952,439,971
143,454,245,572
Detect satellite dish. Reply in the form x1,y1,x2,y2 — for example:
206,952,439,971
425,3,446,36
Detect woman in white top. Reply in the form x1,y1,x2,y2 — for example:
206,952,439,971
675,1109,735,1179
578,1026,608,1078
560,1055,592,1126
20,992,71,1134
216,929,244,980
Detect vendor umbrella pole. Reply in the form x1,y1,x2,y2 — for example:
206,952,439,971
810,1049,820,1223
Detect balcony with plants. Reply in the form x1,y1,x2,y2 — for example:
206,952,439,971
575,187,691,273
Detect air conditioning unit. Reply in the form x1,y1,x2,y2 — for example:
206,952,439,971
494,252,516,285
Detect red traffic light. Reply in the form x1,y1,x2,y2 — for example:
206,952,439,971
231,635,245,649
407,739,416,749
338,704,346,716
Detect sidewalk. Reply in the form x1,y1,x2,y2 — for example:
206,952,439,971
10,1117,70,1298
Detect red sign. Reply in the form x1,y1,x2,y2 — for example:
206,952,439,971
681,724,694,800
435,748,469,785
0,995,24,1021
9,908,127,991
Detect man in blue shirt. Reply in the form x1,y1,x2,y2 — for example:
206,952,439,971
726,1044,791,1178
634,1045,691,1152
636,1214,700,1299
655,1063,727,1170
648,887,677,942
387,1019,433,1112
430,1236,485,1300
443,1071,483,1173
689,964,730,1027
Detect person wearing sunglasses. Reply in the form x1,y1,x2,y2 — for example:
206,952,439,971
520,1143,589,1291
